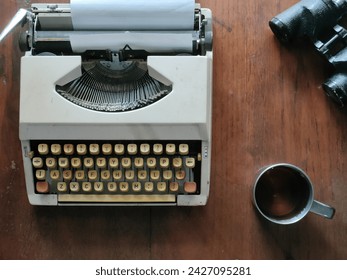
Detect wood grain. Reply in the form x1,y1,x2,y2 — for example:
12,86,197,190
0,0,346,260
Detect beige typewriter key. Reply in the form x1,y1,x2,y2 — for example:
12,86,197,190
38,144,49,155
185,157,196,168
109,158,119,168
63,170,72,180
75,170,85,181
125,170,135,180
169,182,179,192
35,169,46,180
166,144,176,155
153,144,163,155
58,158,69,169
63,144,74,155
119,182,129,192
82,182,92,192
157,182,167,192
147,158,156,168
50,170,60,180
114,144,125,155
101,170,110,180
57,182,67,192
102,144,112,155
150,170,160,180
184,182,197,193
107,182,117,192
140,144,150,155
163,170,173,180
113,170,122,180
121,158,131,168
175,170,186,180
159,157,169,168
127,144,137,155
173,158,183,168
83,157,94,169
138,170,147,180
145,182,154,192
134,158,144,168
94,182,104,192
32,157,43,168
71,158,81,168
46,158,56,169
179,144,189,155
51,144,61,155
76,144,87,155
36,182,49,193
28,151,35,159
132,182,142,192
69,182,80,192
197,153,202,161
88,170,98,181
89,144,100,155
96,158,106,168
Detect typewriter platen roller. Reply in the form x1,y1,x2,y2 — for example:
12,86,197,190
0,0,213,206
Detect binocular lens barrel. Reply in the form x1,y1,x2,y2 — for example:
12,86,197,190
269,0,347,43
269,17,293,43
323,73,347,107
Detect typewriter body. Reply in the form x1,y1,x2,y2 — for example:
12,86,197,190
1,1,213,206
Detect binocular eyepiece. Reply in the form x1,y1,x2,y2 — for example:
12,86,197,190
269,0,347,107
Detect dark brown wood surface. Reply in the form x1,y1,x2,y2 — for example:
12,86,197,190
1,0,346,260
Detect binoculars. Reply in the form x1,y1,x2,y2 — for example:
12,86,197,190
269,0,347,107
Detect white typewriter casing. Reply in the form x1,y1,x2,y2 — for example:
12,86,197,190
15,3,213,206
20,51,213,206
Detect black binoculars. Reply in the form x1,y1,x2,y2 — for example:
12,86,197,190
269,0,347,107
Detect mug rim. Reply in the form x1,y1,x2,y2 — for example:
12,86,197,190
253,163,314,225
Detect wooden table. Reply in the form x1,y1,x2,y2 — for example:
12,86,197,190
0,0,346,260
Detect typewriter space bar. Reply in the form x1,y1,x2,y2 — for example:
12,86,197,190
58,194,176,203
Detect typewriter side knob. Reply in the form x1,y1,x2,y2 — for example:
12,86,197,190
19,31,30,52
202,8,213,52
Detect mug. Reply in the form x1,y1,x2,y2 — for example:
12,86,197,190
253,163,335,225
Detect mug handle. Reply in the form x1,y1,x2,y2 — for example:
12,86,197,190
310,200,335,219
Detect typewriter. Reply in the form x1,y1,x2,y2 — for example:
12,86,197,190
0,0,213,206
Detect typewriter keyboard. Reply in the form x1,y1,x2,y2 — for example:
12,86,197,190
30,140,202,203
